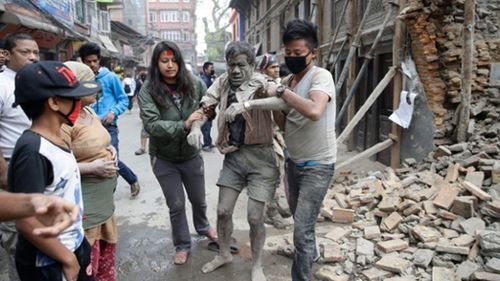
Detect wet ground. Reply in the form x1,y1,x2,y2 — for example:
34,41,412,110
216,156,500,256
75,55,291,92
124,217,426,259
1,105,385,281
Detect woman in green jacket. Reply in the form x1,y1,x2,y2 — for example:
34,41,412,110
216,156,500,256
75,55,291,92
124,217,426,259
138,41,216,265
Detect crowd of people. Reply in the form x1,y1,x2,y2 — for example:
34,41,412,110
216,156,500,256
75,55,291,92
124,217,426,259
0,18,336,281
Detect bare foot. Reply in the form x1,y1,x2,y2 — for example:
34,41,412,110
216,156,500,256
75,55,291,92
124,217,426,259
201,255,233,273
251,266,266,281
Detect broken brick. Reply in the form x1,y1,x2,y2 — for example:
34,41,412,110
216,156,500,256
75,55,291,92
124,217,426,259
423,201,438,214
377,239,409,253
462,181,492,201
433,183,460,209
322,243,344,263
362,267,393,281
330,208,354,224
465,171,485,188
383,212,403,231
437,209,458,220
375,254,410,273
445,163,460,182
364,225,381,240
412,225,442,243
451,197,474,218
325,227,351,242
432,266,457,281
471,271,500,281
436,240,470,255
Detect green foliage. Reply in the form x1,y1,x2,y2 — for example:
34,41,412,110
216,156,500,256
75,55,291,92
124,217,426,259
205,29,228,61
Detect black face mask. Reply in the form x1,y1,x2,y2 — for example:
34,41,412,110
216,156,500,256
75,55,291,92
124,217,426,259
209,69,215,76
285,51,312,74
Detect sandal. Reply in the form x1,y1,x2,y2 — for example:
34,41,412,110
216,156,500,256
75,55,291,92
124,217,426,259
207,237,239,254
174,251,189,265
135,148,146,155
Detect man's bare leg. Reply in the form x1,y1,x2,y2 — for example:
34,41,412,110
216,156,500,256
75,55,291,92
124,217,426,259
202,187,239,273
247,198,267,281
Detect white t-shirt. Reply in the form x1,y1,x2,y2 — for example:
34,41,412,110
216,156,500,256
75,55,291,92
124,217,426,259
122,77,136,97
9,131,84,267
284,66,337,164
0,67,31,159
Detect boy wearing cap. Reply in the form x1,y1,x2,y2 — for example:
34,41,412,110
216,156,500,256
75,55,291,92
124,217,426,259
8,61,100,281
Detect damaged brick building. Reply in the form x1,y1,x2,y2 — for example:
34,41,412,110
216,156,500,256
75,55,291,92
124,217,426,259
229,0,500,167
229,1,500,279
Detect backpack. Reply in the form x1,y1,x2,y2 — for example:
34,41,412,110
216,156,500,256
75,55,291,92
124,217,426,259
124,83,131,94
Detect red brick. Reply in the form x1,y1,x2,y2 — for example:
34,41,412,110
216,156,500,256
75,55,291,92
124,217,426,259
330,208,354,224
377,239,409,253
433,183,460,209
412,225,442,243
322,243,344,263
462,181,492,201
383,212,403,231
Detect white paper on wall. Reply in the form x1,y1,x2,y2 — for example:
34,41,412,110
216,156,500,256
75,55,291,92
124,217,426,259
389,90,417,129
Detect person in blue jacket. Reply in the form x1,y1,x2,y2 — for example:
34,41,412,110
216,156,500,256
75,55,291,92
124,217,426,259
79,42,141,198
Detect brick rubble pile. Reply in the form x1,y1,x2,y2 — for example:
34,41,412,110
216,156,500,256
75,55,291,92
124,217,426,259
268,141,500,281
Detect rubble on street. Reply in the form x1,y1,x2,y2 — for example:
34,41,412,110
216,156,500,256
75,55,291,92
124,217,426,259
267,139,500,281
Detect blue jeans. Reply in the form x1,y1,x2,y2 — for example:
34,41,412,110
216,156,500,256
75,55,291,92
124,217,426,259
201,120,212,147
106,125,138,185
286,159,335,281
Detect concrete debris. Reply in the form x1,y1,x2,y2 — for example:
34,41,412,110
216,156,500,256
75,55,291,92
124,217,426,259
306,134,499,280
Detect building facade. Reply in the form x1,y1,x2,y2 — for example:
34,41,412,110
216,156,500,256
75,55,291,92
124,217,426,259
146,0,197,65
229,0,500,167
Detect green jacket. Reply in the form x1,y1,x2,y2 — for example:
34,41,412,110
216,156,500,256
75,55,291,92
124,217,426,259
138,77,206,163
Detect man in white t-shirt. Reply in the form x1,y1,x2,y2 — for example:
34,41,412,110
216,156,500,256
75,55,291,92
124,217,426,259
0,32,39,281
224,19,336,281
122,73,136,112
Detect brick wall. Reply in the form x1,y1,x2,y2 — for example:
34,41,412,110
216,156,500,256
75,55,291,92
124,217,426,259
402,0,500,144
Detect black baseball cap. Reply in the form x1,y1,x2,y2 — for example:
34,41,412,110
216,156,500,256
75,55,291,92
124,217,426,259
13,61,101,106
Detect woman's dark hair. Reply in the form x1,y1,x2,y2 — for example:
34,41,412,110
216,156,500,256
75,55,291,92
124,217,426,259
225,41,256,66
3,33,34,52
283,19,319,50
78,42,101,60
147,41,195,108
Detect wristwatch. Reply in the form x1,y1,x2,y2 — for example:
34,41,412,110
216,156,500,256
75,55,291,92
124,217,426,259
243,101,251,111
275,84,287,98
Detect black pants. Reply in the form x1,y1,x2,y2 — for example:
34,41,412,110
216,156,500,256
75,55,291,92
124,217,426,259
16,238,94,281
127,96,134,110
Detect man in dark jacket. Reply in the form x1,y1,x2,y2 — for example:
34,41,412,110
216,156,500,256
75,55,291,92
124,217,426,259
200,61,216,151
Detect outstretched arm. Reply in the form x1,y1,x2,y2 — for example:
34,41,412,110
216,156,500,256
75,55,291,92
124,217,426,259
224,96,290,122
0,193,79,237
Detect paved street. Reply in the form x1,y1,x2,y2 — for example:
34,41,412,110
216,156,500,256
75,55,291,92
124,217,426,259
113,106,293,281
0,104,382,281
